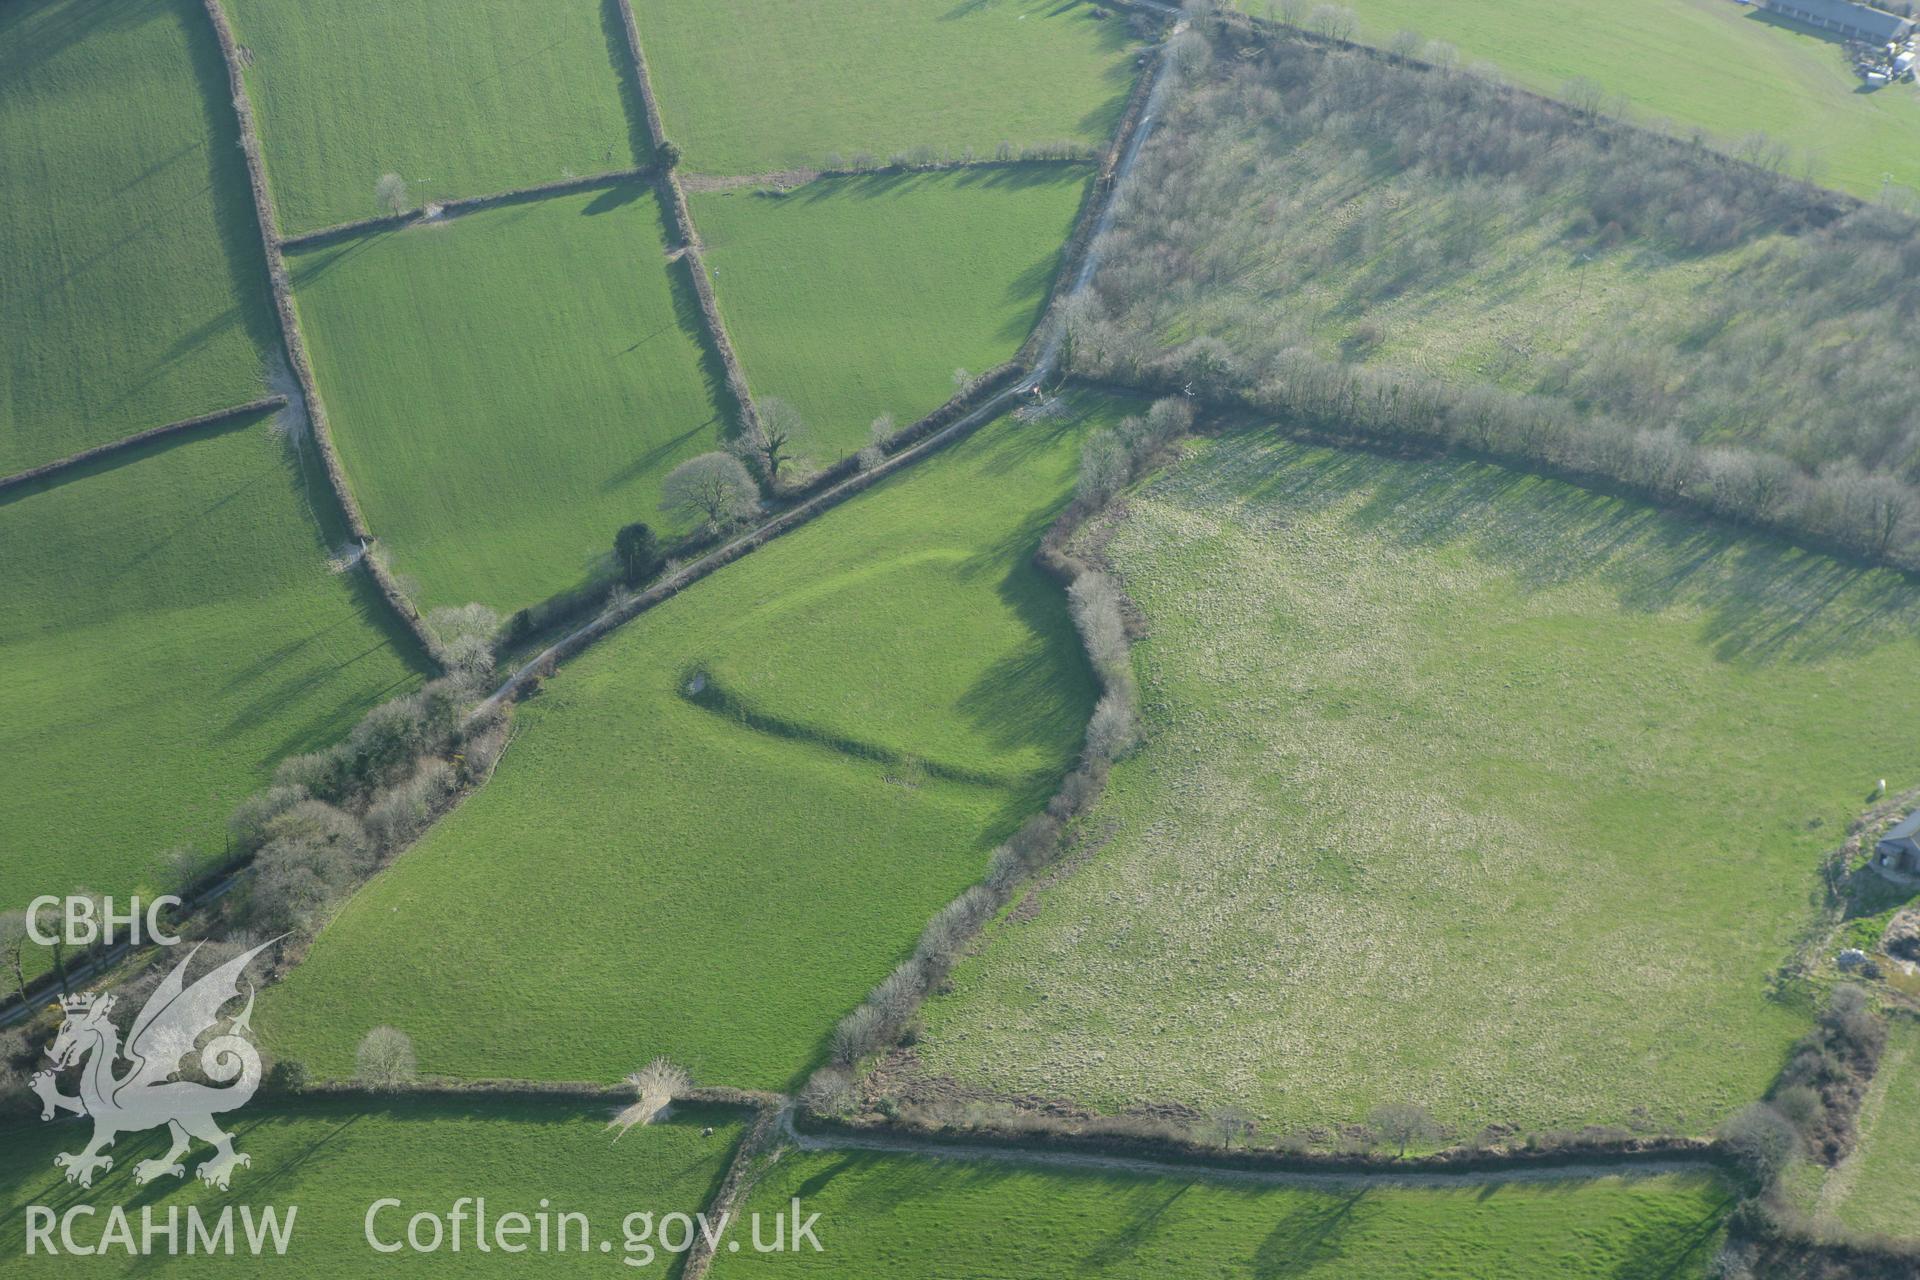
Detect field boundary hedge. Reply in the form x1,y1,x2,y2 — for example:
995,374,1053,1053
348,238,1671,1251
1015,38,1163,369
199,0,444,666
611,0,760,439
475,20,1174,704
681,1104,785,1280
680,155,1095,195
278,165,659,251
0,395,286,495
476,370,1041,714
792,1109,1726,1179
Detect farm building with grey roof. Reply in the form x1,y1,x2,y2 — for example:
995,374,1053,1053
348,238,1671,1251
1876,810,1920,874
1758,0,1916,41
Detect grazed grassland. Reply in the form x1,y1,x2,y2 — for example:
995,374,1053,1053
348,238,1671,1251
0,1096,742,1275
0,414,424,932
921,429,1920,1137
693,169,1089,460
632,0,1139,175
0,0,276,474
224,0,644,234
290,184,725,615
709,1150,1732,1279
256,396,1131,1089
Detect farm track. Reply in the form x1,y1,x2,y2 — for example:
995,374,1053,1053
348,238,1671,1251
198,0,443,664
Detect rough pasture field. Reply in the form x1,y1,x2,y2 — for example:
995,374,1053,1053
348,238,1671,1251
692,169,1089,460
920,429,1920,1137
223,0,643,234
1236,0,1920,200
289,184,726,615
1800,1013,1920,1240
632,0,1139,175
0,1096,743,1274
0,413,425,933
709,1151,1731,1279
0,0,277,474
255,396,1132,1089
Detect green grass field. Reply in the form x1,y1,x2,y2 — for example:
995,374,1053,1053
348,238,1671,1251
1805,1013,1920,1239
709,1151,1731,1279
0,0,277,474
224,0,644,234
1237,0,1920,200
290,184,726,616
0,414,425,932
693,169,1088,459
921,428,1920,1137
255,394,1126,1090
0,1095,743,1274
633,0,1140,174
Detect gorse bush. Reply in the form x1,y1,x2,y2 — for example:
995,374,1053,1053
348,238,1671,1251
1072,23,1920,567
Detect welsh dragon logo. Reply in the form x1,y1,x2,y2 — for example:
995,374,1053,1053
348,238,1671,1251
29,940,275,1191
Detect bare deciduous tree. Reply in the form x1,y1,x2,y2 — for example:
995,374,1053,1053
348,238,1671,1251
1213,1106,1253,1147
610,1057,690,1137
738,398,810,481
1369,1101,1440,1156
1308,3,1358,41
425,603,500,680
661,452,758,531
0,918,29,1008
356,1026,417,1090
375,173,410,216
1719,1102,1800,1185
1561,76,1606,119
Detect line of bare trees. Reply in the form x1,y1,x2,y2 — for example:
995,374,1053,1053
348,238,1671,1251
1068,20,1920,571
799,398,1191,1115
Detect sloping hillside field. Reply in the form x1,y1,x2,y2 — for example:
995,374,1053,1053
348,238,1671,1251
290,184,727,615
693,168,1089,458
224,0,644,233
633,0,1139,174
256,396,1125,1087
0,0,276,473
0,414,424,925
921,428,1920,1136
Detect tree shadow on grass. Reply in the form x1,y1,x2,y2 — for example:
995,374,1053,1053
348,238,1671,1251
954,558,1096,764
599,0,655,168
582,179,648,216
666,253,747,438
181,0,281,368
1602,1186,1739,1280
1250,1187,1371,1278
1079,1180,1195,1271
1222,427,1920,667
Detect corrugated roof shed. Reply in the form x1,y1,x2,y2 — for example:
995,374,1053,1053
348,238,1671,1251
1883,810,1920,844
1766,0,1916,40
